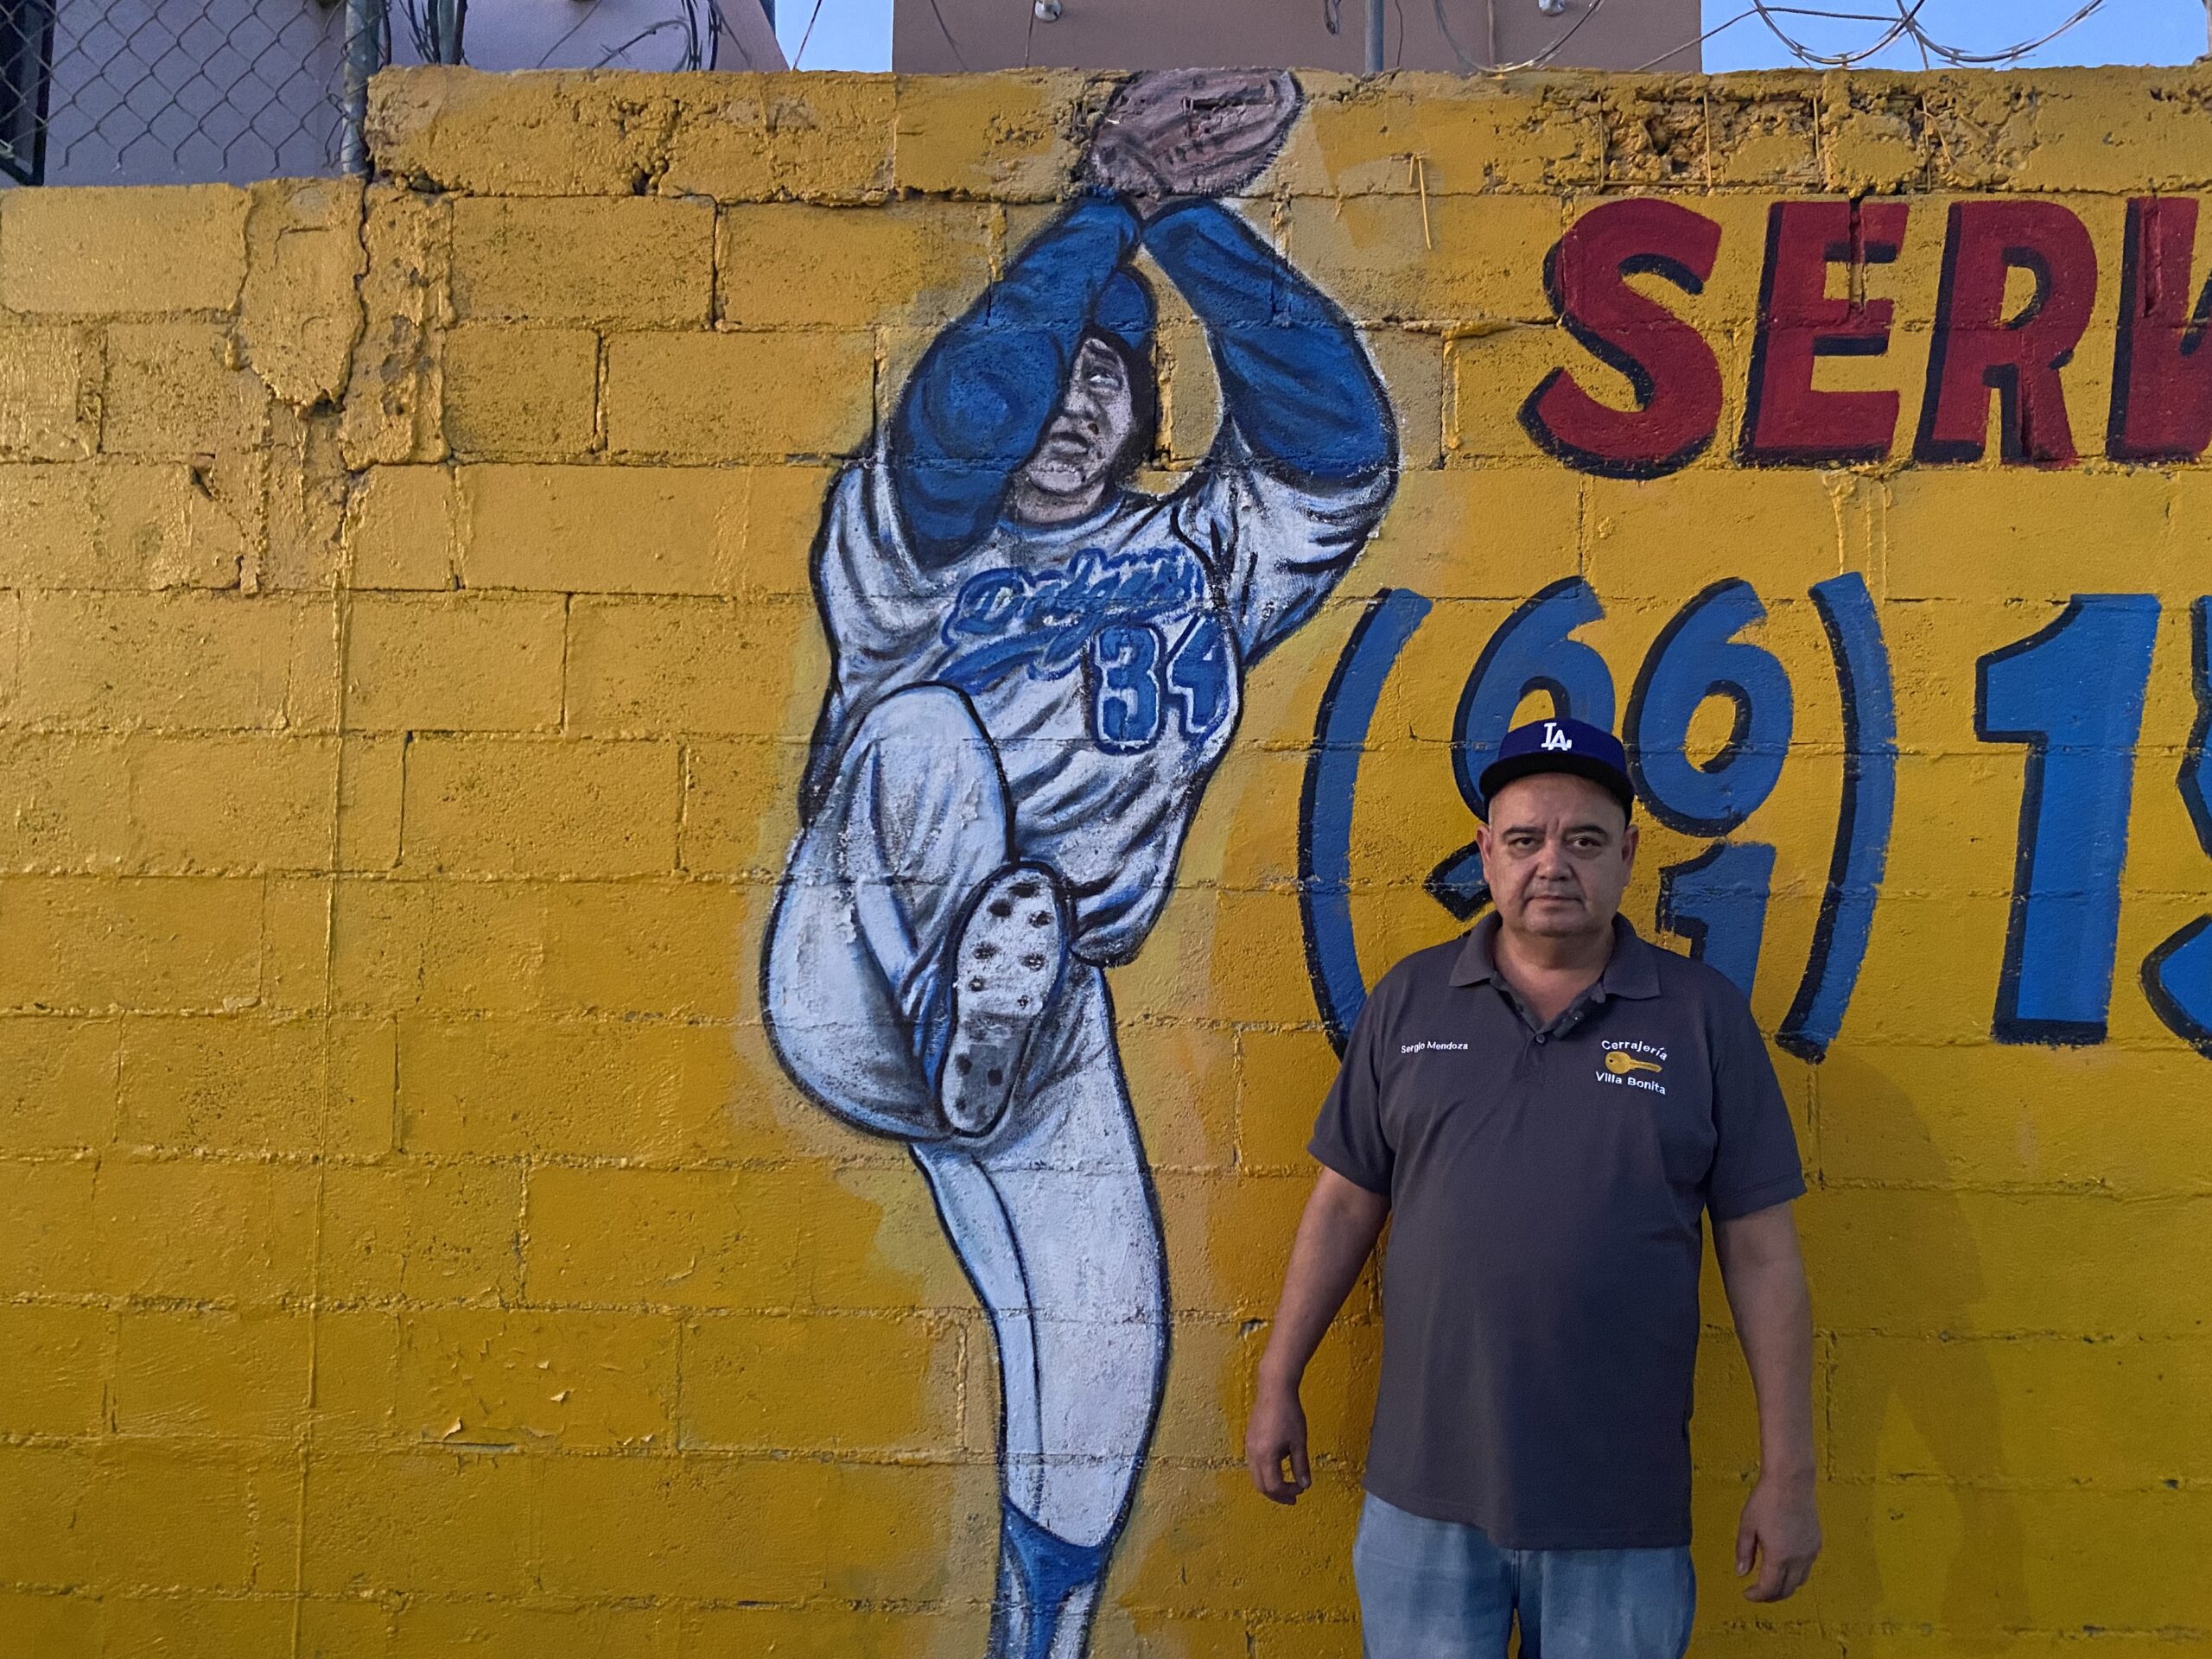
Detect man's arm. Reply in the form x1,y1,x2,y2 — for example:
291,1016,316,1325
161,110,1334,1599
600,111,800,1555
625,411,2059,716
1713,1200,1821,1602
1144,200,1394,481
888,195,1144,568
1246,1167,1389,1505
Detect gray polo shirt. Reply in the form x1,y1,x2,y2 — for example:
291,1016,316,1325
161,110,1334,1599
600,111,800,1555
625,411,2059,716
1309,912,1805,1550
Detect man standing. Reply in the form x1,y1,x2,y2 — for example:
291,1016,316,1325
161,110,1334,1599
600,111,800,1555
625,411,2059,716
1247,717,1820,1656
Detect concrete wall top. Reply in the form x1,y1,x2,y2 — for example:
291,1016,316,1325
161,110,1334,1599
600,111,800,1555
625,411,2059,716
365,62,2212,200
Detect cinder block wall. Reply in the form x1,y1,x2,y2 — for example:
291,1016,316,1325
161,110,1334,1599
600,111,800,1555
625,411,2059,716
2,63,2210,1656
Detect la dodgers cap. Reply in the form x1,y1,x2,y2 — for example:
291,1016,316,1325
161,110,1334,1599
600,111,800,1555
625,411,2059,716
1091,267,1155,357
1476,716,1636,822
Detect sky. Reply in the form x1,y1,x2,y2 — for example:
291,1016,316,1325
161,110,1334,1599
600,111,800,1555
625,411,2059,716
769,0,2208,73
771,0,893,68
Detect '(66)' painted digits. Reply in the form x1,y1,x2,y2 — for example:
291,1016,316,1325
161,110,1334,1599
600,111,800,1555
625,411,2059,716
1630,578,1795,1001
1302,572,1893,1062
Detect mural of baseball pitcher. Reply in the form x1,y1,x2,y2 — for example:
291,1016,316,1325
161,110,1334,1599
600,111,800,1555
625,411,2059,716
760,69,1396,1659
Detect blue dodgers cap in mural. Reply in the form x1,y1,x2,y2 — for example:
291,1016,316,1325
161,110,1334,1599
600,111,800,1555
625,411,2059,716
1477,716,1635,821
1090,266,1155,356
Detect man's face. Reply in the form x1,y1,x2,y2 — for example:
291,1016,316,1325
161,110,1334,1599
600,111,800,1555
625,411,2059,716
1018,335,1139,499
1477,772,1638,943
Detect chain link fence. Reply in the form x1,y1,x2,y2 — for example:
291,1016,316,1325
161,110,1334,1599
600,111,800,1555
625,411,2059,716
1,0,348,186
0,0,779,188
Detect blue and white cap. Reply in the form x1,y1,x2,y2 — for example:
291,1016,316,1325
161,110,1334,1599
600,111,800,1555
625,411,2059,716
1476,716,1635,821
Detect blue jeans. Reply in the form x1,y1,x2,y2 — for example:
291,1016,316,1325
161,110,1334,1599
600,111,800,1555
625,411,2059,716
1351,1494,1695,1659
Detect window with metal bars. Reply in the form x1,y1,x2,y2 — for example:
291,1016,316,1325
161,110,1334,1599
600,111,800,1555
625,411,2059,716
0,0,57,185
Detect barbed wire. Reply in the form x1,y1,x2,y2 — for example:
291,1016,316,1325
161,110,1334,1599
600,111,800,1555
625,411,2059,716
1738,0,2112,69
1896,0,1933,72
1427,0,2128,75
1713,0,1935,69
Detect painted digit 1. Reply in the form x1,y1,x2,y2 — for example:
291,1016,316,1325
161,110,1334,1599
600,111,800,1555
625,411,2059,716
1426,577,1618,920
2143,596,2212,1050
1625,579,1794,1001
1975,594,2161,1045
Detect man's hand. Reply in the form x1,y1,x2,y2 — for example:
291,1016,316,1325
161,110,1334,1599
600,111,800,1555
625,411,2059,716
1085,69,1302,212
1245,1377,1312,1504
1244,1170,1385,1510
1714,1202,1819,1601
1736,1471,1821,1601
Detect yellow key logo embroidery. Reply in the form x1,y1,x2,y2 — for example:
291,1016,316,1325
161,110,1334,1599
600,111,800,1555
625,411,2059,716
1597,1043,1669,1094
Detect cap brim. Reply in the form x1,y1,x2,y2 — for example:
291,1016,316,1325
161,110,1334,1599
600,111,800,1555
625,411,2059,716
1475,752,1636,822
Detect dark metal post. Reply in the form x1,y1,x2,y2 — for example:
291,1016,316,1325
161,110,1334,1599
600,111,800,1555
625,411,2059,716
428,0,467,63
342,0,385,174
1365,0,1384,72
0,0,58,186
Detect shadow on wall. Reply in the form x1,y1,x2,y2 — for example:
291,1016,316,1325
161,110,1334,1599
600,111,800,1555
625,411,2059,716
1815,1053,2031,1648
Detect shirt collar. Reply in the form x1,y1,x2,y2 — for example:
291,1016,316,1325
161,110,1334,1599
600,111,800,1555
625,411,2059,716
1448,911,1662,1001
996,488,1134,541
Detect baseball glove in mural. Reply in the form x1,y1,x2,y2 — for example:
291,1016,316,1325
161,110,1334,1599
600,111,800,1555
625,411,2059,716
761,70,1395,1659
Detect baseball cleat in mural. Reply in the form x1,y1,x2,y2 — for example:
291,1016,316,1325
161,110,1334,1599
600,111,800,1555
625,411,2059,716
941,864,1071,1138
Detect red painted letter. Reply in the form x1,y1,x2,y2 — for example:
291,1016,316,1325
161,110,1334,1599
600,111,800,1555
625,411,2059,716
1914,200,2098,466
1739,200,1909,466
2107,196,2212,463
1518,198,1725,480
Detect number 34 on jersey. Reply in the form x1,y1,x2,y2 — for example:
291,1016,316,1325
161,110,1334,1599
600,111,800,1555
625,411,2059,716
939,547,1236,755
1089,613,1231,752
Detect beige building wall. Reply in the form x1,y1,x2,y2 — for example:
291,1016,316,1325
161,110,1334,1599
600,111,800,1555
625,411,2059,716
895,0,1700,73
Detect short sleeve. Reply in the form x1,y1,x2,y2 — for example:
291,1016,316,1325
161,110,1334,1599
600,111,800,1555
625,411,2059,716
1307,987,1395,1196
1705,992,1808,1221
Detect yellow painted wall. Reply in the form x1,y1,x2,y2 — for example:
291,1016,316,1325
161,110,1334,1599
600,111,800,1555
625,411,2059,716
2,62,2209,1656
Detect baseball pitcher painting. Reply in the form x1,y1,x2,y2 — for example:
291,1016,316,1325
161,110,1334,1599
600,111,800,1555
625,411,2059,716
762,71,1397,1658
